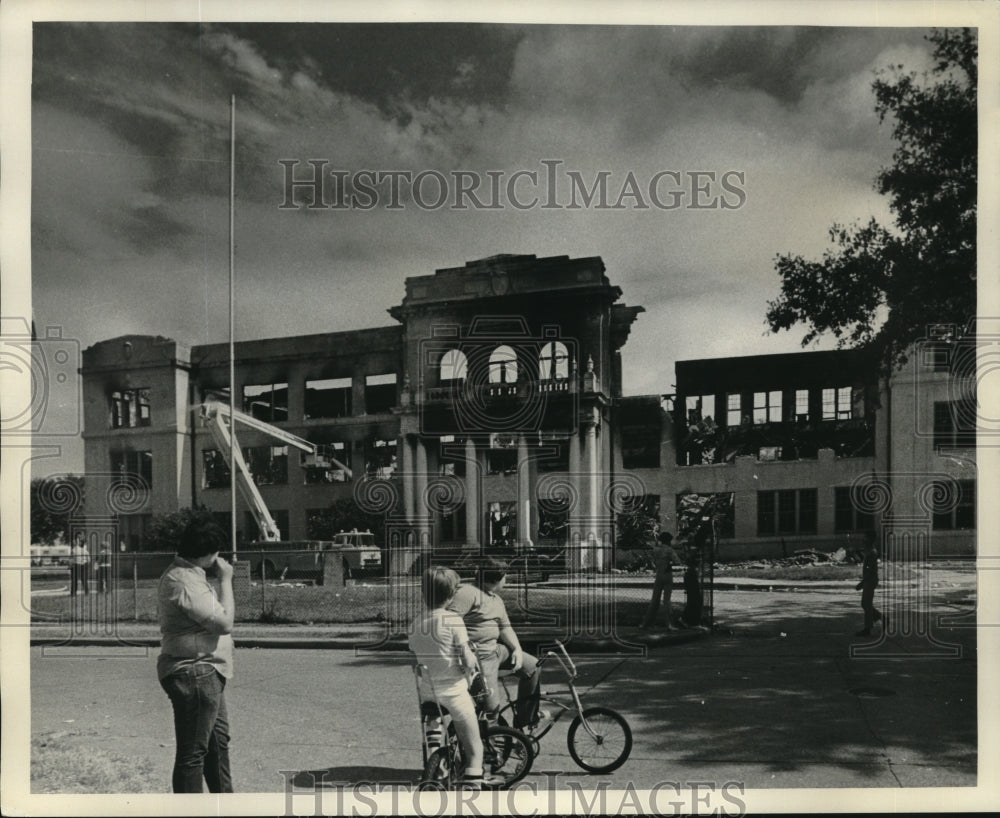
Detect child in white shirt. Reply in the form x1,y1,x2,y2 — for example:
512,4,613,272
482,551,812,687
408,566,485,788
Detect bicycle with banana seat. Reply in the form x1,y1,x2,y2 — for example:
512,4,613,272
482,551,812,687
495,641,633,774
414,664,534,790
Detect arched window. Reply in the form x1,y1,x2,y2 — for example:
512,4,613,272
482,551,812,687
439,349,467,381
488,345,518,384
539,341,569,380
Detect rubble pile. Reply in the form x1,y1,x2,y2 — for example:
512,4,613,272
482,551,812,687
715,547,862,571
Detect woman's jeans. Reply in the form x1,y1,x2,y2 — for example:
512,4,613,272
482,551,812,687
160,663,233,793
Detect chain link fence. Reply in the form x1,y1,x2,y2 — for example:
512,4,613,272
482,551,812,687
29,545,713,636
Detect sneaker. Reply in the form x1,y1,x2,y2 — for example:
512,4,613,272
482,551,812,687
528,708,552,731
458,774,483,791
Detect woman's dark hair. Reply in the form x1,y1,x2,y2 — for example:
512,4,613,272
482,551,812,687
176,512,228,560
658,531,674,545
421,565,461,608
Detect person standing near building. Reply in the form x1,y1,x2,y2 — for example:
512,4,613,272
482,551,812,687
70,533,90,596
679,547,704,628
641,531,680,630
855,533,884,637
157,513,235,793
96,545,112,594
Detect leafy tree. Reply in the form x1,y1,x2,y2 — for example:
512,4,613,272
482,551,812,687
676,493,734,556
145,506,213,552
306,498,386,546
766,28,976,370
30,475,84,544
615,500,660,550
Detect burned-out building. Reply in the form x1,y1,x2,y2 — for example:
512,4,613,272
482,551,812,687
79,254,977,564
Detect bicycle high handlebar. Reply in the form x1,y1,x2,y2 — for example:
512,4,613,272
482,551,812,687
542,640,577,680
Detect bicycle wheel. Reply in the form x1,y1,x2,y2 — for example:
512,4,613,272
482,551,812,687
420,745,459,790
566,707,632,774
483,726,533,788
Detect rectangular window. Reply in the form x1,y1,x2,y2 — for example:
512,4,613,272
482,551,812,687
364,373,397,414
933,401,976,449
304,377,352,419
623,493,661,520
365,438,398,479
797,488,818,534
438,435,467,476
686,394,715,424
823,386,863,420
795,389,809,422
536,437,570,472
538,498,569,542
487,432,517,475
621,424,661,469
110,388,151,428
486,449,518,475
927,340,952,372
837,386,852,419
243,445,288,485
758,489,816,535
726,393,741,427
244,509,289,542
243,382,288,422
932,479,976,531
110,450,152,488
486,501,516,549
438,504,466,543
834,486,876,533
202,449,231,489
822,386,854,421
752,390,782,424
303,441,350,484
777,490,797,533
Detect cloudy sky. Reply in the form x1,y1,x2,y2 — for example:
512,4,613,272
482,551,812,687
26,20,941,474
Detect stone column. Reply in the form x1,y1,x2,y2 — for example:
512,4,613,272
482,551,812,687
464,437,479,548
517,434,533,549
567,428,582,572
583,418,600,570
401,434,415,523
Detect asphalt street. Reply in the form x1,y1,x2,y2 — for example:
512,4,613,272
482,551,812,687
25,576,980,806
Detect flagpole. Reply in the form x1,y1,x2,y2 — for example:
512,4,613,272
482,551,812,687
229,94,237,557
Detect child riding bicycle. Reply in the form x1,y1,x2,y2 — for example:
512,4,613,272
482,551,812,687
447,557,543,729
408,566,488,790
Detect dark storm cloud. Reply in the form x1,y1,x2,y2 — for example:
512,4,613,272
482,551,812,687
215,22,522,110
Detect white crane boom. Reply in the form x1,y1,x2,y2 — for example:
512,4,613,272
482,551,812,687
200,399,352,541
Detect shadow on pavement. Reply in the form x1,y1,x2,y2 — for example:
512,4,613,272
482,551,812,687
291,766,420,788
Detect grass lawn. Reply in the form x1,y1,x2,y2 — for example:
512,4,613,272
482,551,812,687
32,731,155,793
29,560,938,629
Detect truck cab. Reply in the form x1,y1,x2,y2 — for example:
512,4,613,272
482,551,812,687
324,529,382,577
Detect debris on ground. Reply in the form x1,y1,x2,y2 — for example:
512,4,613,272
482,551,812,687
714,548,865,571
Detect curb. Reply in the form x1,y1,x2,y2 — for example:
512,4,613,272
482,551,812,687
29,627,711,652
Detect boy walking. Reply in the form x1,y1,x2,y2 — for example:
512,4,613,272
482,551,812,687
855,533,884,637
641,532,681,630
